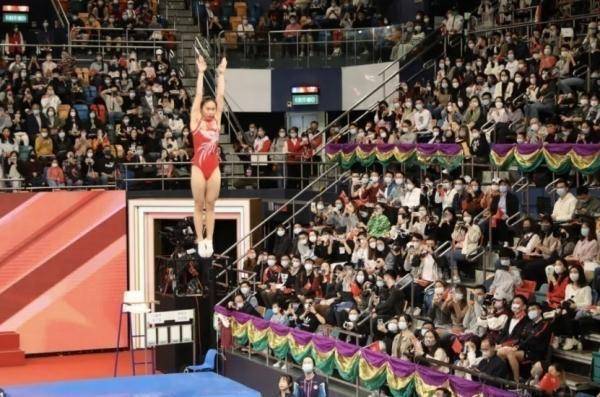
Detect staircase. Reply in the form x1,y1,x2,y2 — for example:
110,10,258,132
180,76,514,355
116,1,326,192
159,0,201,81
0,331,25,367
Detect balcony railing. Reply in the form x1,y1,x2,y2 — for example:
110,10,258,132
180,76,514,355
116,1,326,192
215,24,426,68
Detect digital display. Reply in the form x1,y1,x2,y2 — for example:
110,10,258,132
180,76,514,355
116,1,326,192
3,13,28,23
291,86,319,94
292,94,319,105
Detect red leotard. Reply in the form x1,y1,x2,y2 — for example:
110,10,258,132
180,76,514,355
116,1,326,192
192,118,220,180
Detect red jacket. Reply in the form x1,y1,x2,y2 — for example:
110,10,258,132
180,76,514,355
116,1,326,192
287,138,302,162
547,275,569,308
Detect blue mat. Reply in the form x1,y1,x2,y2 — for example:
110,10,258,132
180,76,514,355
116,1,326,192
5,372,262,397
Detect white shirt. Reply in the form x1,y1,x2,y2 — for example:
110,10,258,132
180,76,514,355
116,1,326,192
401,187,422,209
564,284,592,308
236,23,254,39
412,109,432,131
552,192,577,222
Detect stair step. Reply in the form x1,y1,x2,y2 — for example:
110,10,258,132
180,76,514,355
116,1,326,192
552,349,593,365
0,332,19,350
166,2,187,10
181,32,198,41
170,9,192,17
219,134,231,144
0,349,25,367
565,372,592,391
584,333,600,344
177,25,201,33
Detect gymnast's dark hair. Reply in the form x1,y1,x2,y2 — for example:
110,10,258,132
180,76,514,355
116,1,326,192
200,96,216,107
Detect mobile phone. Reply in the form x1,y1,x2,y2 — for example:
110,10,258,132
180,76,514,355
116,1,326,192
311,202,316,211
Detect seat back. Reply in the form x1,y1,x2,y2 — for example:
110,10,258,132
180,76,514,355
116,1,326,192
203,349,218,370
516,279,537,300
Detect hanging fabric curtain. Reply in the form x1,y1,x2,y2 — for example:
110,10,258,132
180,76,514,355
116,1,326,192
325,143,465,170
491,144,600,175
215,306,516,397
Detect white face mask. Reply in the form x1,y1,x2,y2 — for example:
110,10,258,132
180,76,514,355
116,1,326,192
356,275,365,283
434,287,444,294
369,242,377,249
528,310,539,320
511,303,521,313
277,229,285,237
387,322,398,332
398,321,408,330
304,264,313,273
267,259,276,267
281,259,290,268
309,235,317,243
454,293,464,300
570,272,579,282
294,227,302,235
302,363,314,374
384,176,392,184
349,314,358,322
240,287,250,295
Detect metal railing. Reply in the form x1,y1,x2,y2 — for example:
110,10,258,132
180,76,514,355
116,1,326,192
219,169,351,280
193,36,245,146
215,24,423,68
51,0,71,50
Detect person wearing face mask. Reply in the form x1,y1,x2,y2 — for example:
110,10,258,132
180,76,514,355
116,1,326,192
487,179,519,245
524,67,557,120
412,99,433,133
489,248,522,301
516,215,561,287
5,25,25,56
550,179,577,223
271,224,292,258
46,158,66,187
292,356,327,397
551,265,592,351
440,286,468,326
476,338,510,380
26,105,49,136
575,186,600,218
34,128,54,158
228,293,260,317
415,329,450,373
543,258,570,310
390,314,416,359
499,302,550,382
295,232,315,262
496,295,530,362
399,177,423,209
566,220,599,263
366,204,391,238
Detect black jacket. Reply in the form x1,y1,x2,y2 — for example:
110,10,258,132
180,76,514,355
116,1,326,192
477,354,510,380
375,286,405,316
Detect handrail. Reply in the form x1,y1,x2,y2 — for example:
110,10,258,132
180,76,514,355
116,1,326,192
544,178,562,193
414,356,540,393
469,12,599,35
511,176,528,192
194,36,245,145
378,26,442,76
50,0,71,50
218,164,339,260
434,241,451,256
268,24,401,37
310,38,442,157
506,213,525,228
226,170,351,272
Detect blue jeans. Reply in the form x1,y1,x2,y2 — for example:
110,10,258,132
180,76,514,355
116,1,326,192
557,77,585,94
445,248,466,272
524,102,554,119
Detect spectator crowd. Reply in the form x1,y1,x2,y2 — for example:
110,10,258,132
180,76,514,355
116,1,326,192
227,167,600,394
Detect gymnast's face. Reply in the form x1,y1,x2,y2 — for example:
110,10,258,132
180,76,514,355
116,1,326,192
201,100,217,120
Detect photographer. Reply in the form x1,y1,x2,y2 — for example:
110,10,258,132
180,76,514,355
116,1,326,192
293,296,326,333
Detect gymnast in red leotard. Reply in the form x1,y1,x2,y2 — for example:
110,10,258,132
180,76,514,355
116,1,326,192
190,55,227,258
